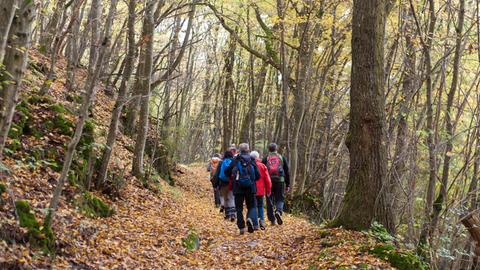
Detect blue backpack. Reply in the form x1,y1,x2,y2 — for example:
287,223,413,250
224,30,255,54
219,158,232,183
235,158,254,188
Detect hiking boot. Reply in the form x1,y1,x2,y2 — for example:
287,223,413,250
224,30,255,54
270,220,276,226
230,215,236,222
219,206,224,213
275,211,283,225
259,220,266,230
246,218,254,233
240,228,246,235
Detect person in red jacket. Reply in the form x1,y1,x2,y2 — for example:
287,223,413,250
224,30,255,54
250,151,272,230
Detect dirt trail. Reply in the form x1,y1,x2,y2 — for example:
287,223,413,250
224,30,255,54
47,166,390,269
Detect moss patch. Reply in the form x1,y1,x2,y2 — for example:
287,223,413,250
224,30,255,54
0,183,6,194
46,114,74,136
78,192,113,218
369,244,427,270
15,200,55,253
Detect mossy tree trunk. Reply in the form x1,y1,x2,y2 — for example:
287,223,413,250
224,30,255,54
334,0,395,233
0,0,36,159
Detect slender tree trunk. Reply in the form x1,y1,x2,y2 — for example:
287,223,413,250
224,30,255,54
221,36,236,150
334,0,395,233
131,0,158,178
38,0,64,54
388,6,417,224
428,0,465,242
97,0,136,185
416,0,437,249
0,0,18,64
65,0,85,92
0,1,36,159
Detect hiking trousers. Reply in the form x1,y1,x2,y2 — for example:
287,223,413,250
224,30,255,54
267,181,285,223
213,189,221,207
234,190,258,230
256,196,265,222
219,183,235,218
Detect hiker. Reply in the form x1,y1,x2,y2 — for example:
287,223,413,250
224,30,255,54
229,144,238,157
213,150,236,221
263,143,290,226
225,143,260,234
207,153,222,208
250,151,271,230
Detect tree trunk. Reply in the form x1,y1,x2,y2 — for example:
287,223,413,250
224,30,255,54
388,6,417,224
131,0,158,178
221,36,236,151
38,0,64,54
0,0,36,159
334,0,395,233
0,0,18,63
97,0,136,185
428,0,465,242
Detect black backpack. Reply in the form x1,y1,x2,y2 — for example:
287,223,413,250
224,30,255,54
235,158,254,188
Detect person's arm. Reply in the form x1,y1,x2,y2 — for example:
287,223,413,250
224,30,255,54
207,162,212,172
282,155,290,188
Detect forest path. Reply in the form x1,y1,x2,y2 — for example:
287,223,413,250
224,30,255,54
54,165,391,269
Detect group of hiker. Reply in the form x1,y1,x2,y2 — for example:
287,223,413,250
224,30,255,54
207,143,290,234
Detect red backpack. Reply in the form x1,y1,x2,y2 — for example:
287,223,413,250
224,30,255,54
267,154,284,179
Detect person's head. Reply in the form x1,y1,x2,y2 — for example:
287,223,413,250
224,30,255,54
268,143,278,153
250,150,260,160
223,150,233,159
228,144,237,155
212,153,221,158
239,143,250,153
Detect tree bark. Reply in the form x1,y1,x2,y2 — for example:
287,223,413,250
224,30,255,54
334,0,395,233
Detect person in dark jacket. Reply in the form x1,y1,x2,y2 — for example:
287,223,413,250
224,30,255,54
225,143,260,234
213,150,236,221
207,153,222,208
262,143,290,225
